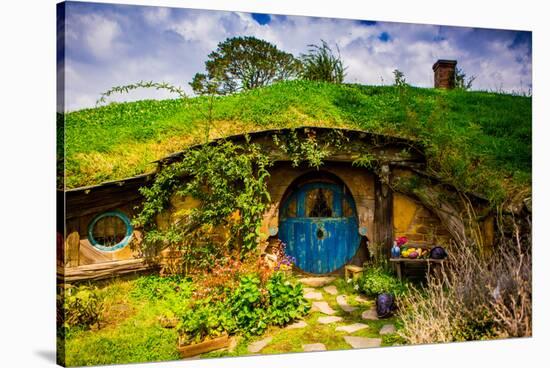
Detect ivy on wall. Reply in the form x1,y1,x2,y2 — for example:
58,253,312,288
133,139,272,271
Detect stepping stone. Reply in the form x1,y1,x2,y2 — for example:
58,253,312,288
355,295,370,303
336,295,357,313
323,285,338,295
303,343,327,352
361,308,379,320
311,301,337,315
299,277,336,288
343,336,382,349
247,337,272,353
285,320,308,330
335,323,369,333
318,316,343,324
379,324,396,335
303,287,316,293
304,291,324,300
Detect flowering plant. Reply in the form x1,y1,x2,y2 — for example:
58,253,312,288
396,236,409,247
269,240,296,271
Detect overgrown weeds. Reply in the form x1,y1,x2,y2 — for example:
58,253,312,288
398,219,531,343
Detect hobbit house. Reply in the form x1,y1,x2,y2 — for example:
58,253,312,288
58,126,495,282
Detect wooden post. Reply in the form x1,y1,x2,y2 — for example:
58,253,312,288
374,164,393,259
65,231,80,267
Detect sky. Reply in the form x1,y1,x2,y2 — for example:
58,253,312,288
58,1,532,112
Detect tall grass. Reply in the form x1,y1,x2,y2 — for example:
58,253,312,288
397,220,531,343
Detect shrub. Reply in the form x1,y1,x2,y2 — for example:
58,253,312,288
358,267,407,297
59,285,104,331
178,299,236,345
266,272,309,326
228,274,269,335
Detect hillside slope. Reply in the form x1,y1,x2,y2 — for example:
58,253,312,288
61,80,531,202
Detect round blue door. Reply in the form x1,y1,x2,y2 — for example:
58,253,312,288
279,182,361,274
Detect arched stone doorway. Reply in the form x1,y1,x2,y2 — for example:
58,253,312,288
278,172,362,274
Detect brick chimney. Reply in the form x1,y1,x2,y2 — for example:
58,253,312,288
432,59,457,89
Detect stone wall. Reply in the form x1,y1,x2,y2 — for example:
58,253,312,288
393,193,451,246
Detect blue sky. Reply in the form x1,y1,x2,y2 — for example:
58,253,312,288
58,1,532,111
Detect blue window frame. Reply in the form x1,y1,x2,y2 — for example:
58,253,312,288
87,210,133,252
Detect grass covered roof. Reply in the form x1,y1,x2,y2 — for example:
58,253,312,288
61,80,531,203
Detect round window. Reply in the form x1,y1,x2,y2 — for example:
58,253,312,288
88,211,133,251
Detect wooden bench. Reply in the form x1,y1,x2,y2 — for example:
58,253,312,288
344,265,364,280
389,258,446,280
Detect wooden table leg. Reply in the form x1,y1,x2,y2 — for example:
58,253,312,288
396,263,402,280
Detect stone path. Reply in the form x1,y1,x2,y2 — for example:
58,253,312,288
245,278,396,356
335,323,369,333
379,324,396,335
323,285,338,295
299,277,336,287
302,343,327,352
343,336,382,349
361,308,379,320
336,295,357,313
318,316,343,324
311,301,336,315
248,337,272,353
304,291,324,300
285,320,308,330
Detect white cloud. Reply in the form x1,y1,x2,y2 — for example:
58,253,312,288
61,4,532,111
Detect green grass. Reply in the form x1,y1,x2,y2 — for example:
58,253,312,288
62,276,191,366
61,275,407,365
62,80,531,201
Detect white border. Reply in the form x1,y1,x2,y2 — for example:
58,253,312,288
0,1,547,367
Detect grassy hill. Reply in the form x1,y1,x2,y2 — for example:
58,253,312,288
61,80,531,203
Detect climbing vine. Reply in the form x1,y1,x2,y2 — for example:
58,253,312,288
133,139,272,270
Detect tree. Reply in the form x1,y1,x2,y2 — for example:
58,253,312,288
455,67,476,90
393,69,407,87
299,40,346,83
190,36,301,95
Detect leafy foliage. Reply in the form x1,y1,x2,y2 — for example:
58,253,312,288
179,299,235,345
178,272,309,343
455,67,476,90
393,69,407,87
190,36,301,95
358,267,408,297
266,272,309,326
58,285,104,331
133,140,272,267
299,40,346,83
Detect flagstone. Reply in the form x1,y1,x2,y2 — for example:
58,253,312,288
311,301,336,315
323,285,338,295
379,324,396,335
336,295,357,312
303,343,327,352
299,277,336,288
285,320,308,330
335,323,369,333
343,336,382,349
247,337,272,353
361,308,379,320
304,291,324,300
317,316,343,324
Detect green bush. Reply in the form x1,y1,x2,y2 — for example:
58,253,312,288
178,272,309,342
179,300,236,345
266,272,310,326
358,267,407,297
228,274,269,335
59,285,104,330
